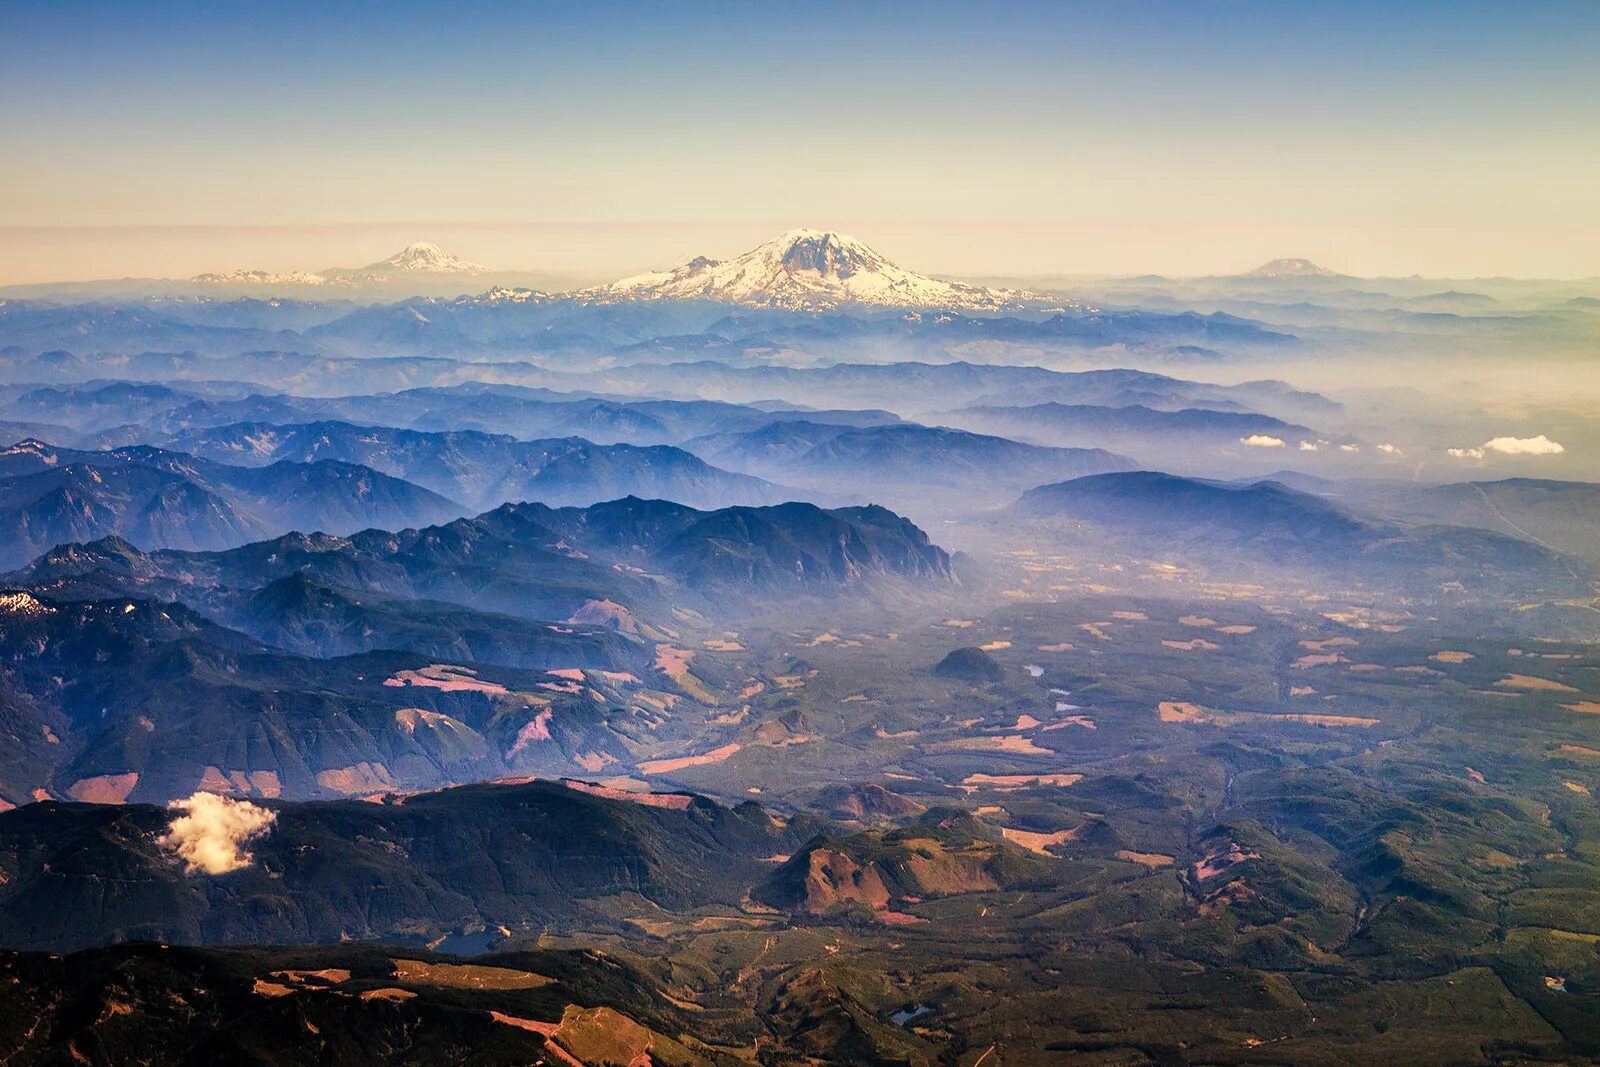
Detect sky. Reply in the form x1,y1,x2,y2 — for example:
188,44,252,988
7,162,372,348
2,0,1598,283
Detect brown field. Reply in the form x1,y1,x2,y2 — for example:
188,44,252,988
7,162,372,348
1278,713,1380,727
1115,850,1175,868
652,644,695,677
66,773,139,804
1158,701,1217,723
384,664,509,695
1193,842,1262,881
1159,701,1375,728
938,735,1053,755
271,968,351,986
1497,674,1579,693
196,767,283,798
1163,638,1220,651
638,742,742,775
1300,637,1358,651
564,779,693,809
1001,826,1077,854
392,959,553,990
961,772,1082,791
252,979,295,998
315,762,397,794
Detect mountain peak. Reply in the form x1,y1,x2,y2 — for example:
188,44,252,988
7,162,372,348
373,242,489,274
1238,257,1339,279
585,228,1058,311
757,229,888,279
193,241,488,286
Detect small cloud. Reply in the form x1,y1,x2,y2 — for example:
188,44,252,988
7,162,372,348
1241,435,1285,448
1483,434,1564,456
159,792,277,875
1298,441,1319,452
1447,447,1485,460
1376,443,1402,455
1338,443,1360,453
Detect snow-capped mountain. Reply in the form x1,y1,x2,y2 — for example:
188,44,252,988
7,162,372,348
193,243,491,287
360,241,489,275
1237,258,1341,279
581,229,1055,311
191,269,331,286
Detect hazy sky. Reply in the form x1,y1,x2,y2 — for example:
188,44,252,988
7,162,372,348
3,0,1598,283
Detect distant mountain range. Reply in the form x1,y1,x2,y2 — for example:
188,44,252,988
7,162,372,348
13,496,955,622
788,423,1130,487
1014,470,1593,598
594,363,1337,421
0,439,462,567
164,420,788,510
680,420,1133,510
936,401,1326,452
0,292,1297,367
190,230,1057,311
1330,476,1600,565
193,242,491,287
0,379,905,447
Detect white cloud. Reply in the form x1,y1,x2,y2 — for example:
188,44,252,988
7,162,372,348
1298,440,1320,452
1376,443,1402,455
1241,435,1285,448
159,792,277,875
1338,443,1360,453
1447,447,1486,460
1482,434,1564,456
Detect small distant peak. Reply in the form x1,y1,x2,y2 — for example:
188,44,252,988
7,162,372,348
1238,258,1339,279
2,438,57,456
376,242,489,273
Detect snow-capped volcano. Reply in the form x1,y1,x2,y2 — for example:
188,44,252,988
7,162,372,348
1237,258,1340,279
194,243,491,287
365,242,489,274
583,229,1049,311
